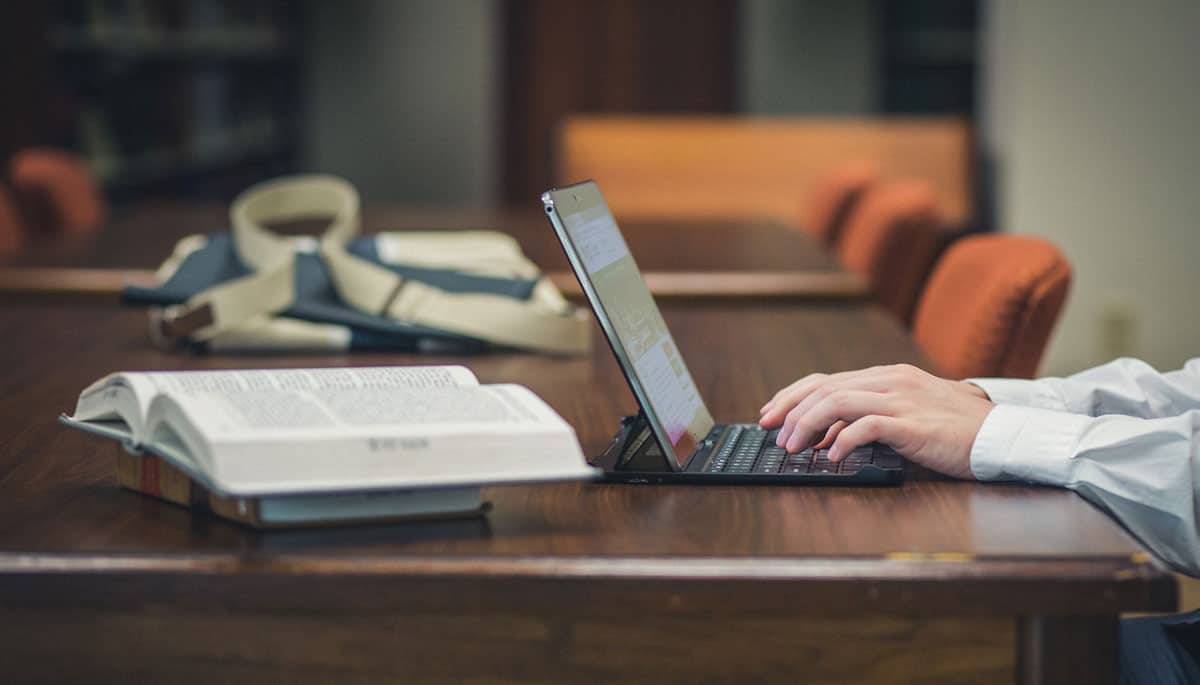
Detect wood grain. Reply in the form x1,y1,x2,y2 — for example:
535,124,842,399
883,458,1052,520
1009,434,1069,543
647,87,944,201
0,266,155,299
0,609,1014,685
1181,574,1200,611
558,115,975,225
1017,615,1119,685
0,204,846,273
0,267,869,302
549,269,869,300
500,0,737,203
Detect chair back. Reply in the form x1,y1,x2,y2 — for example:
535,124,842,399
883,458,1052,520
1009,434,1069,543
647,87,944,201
912,235,1071,379
836,180,946,324
0,184,26,256
802,160,879,247
557,115,972,225
8,148,106,237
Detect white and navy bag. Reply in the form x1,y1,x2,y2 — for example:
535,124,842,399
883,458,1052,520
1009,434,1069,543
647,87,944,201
122,175,591,355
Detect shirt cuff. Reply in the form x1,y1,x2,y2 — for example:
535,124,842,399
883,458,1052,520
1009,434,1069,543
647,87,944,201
969,404,1090,484
965,377,1072,412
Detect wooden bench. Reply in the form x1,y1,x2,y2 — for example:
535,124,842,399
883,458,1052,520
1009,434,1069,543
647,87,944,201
557,115,973,227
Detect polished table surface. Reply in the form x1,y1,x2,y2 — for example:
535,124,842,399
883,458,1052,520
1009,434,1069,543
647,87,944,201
0,207,1176,684
1,205,868,301
2,204,844,272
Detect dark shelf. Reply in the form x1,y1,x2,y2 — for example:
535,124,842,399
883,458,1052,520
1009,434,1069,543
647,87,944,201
50,26,291,60
38,0,304,202
99,136,289,191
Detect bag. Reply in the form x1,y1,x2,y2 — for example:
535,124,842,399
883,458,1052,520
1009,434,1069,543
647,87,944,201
122,175,591,355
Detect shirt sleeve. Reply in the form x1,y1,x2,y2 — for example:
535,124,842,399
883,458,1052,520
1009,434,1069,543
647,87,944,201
968,357,1200,419
970,404,1200,575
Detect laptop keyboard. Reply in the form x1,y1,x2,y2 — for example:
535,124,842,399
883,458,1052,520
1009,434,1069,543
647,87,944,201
705,425,900,476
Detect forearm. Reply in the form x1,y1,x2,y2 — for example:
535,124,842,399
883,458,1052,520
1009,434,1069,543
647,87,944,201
971,405,1200,575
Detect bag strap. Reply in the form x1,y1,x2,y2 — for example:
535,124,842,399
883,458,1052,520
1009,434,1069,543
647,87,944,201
230,174,360,270
323,242,590,355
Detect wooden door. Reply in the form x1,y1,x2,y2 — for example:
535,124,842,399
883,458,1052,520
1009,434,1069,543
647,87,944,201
500,0,737,204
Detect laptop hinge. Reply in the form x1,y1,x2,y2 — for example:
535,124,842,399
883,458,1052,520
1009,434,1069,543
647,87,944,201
593,411,728,474
591,411,673,472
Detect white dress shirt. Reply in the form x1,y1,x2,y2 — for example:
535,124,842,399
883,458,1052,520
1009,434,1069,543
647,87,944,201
967,357,1200,575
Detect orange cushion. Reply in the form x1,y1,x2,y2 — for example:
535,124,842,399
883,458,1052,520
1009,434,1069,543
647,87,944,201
913,235,1071,379
9,148,106,237
0,185,25,255
801,161,879,247
837,180,945,324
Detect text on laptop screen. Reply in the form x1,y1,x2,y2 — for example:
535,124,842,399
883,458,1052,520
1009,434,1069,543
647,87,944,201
563,206,714,467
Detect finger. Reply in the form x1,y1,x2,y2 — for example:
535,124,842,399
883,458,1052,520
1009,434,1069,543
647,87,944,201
760,374,825,418
764,367,891,430
813,420,847,449
827,415,900,462
774,371,902,442
784,390,896,453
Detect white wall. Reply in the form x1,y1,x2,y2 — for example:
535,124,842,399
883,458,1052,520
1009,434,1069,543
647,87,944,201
981,0,1200,375
739,0,877,115
302,0,498,207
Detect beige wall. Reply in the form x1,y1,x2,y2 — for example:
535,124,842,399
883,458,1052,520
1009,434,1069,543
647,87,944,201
739,0,877,115
981,0,1200,375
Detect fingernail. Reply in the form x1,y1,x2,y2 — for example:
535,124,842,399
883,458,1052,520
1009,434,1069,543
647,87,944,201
828,447,841,462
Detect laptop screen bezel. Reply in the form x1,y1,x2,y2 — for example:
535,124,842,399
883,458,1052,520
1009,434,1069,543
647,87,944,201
541,180,714,471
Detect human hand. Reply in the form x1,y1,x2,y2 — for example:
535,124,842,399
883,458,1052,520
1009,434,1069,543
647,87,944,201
758,364,994,480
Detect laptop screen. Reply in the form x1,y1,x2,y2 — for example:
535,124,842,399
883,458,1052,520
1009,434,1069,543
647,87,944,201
545,182,715,469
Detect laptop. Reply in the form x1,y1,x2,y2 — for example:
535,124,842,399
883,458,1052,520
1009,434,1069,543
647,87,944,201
542,180,903,485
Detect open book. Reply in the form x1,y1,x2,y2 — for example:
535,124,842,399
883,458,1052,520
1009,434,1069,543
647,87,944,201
62,366,598,501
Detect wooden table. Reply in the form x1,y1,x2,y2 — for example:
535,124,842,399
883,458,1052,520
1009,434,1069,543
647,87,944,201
0,207,1177,684
0,205,868,301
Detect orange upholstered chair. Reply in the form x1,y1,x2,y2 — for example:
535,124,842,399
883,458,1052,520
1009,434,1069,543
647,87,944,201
912,235,1071,379
836,179,946,324
8,148,106,237
801,161,879,247
0,184,27,256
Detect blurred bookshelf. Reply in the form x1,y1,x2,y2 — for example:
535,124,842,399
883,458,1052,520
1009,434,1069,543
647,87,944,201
43,0,303,203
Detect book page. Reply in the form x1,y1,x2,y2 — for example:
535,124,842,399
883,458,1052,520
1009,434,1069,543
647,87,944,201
71,372,162,433
309,384,564,428
165,383,563,438
71,366,477,442
143,366,479,396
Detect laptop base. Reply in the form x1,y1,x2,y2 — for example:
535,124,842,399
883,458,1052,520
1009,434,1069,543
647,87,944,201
591,413,904,485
